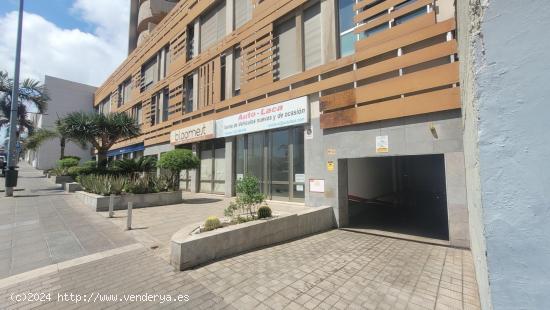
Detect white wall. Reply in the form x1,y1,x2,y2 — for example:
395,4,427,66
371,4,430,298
458,0,550,309
33,76,96,170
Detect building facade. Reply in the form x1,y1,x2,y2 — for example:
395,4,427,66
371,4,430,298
26,76,96,170
129,0,181,53
98,0,467,246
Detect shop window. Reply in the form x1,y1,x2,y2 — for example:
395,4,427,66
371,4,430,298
234,0,252,29
200,0,226,52
199,139,226,194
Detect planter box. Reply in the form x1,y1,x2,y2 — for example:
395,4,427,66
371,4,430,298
170,206,336,271
75,190,183,212
65,182,82,193
52,175,74,184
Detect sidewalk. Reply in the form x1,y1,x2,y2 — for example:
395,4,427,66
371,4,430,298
0,163,136,278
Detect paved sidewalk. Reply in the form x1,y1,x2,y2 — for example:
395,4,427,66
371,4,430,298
101,192,311,261
0,230,481,309
0,163,136,278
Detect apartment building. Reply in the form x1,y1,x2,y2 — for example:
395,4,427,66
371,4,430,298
96,0,466,246
129,0,181,53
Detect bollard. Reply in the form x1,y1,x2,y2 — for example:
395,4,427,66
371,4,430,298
109,194,114,218
126,201,133,230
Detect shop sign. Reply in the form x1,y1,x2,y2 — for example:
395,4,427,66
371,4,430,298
376,135,389,153
216,97,308,137
170,121,215,145
309,179,325,193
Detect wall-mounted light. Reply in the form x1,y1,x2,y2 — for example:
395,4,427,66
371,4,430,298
430,124,439,139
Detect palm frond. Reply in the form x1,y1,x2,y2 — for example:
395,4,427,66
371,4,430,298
25,128,59,151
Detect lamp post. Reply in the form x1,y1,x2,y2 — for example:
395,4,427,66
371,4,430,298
5,0,25,197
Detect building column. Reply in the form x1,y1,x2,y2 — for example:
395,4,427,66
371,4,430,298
321,0,337,62
189,143,200,193
224,137,235,197
225,49,234,100
445,152,470,248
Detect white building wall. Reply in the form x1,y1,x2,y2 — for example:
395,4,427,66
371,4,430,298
32,76,96,170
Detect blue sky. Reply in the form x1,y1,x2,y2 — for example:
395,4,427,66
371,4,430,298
0,0,93,32
0,0,129,86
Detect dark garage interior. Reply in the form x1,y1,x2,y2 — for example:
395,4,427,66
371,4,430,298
347,154,449,241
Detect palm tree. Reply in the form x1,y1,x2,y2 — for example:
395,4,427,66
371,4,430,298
0,71,49,137
61,112,140,168
25,119,87,160
112,157,157,176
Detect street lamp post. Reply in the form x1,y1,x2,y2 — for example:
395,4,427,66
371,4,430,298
5,0,25,197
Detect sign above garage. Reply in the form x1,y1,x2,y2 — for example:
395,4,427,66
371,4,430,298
216,96,308,138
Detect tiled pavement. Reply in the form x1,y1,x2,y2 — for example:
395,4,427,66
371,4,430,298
100,192,311,261
0,164,136,278
0,230,481,309
0,164,481,309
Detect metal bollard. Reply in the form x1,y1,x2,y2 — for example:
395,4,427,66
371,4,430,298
126,201,133,230
109,194,114,218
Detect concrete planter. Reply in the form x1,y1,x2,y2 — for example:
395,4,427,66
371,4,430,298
65,182,82,193
52,175,74,184
170,206,336,271
76,190,183,212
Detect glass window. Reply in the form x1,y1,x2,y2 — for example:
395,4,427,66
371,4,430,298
364,23,389,38
233,48,241,95
275,17,298,80
340,32,356,57
394,7,427,25
338,0,356,33
236,135,245,178
162,89,169,122
200,0,226,52
303,3,322,70
234,0,252,29
185,75,194,113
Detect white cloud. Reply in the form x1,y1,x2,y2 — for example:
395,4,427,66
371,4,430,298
0,0,129,86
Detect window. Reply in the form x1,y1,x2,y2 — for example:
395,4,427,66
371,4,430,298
184,74,194,113
98,95,111,115
186,24,195,60
303,3,322,70
275,17,298,80
118,78,132,107
132,103,143,125
151,89,168,125
233,47,242,96
234,0,252,29
142,57,158,91
220,55,226,101
200,0,226,52
274,1,323,80
338,0,358,57
141,45,169,92
394,6,427,25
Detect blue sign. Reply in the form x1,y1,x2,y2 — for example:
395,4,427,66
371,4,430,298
107,143,145,157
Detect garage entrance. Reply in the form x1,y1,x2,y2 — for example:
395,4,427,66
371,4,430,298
347,154,449,241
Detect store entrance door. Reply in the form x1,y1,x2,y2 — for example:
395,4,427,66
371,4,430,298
236,127,305,202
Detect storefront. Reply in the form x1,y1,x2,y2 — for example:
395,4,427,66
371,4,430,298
107,143,145,161
216,96,308,202
170,120,222,193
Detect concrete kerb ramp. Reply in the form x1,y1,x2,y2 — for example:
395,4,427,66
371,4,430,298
170,206,336,270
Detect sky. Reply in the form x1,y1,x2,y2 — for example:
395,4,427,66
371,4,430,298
0,0,130,87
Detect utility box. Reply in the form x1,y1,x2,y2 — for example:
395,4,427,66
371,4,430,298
5,169,18,187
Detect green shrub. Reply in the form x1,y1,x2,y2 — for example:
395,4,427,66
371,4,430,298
62,156,81,161
79,174,127,196
204,216,222,231
257,205,272,219
67,166,89,179
113,157,157,176
57,158,79,169
82,160,97,168
224,175,266,221
157,149,199,190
